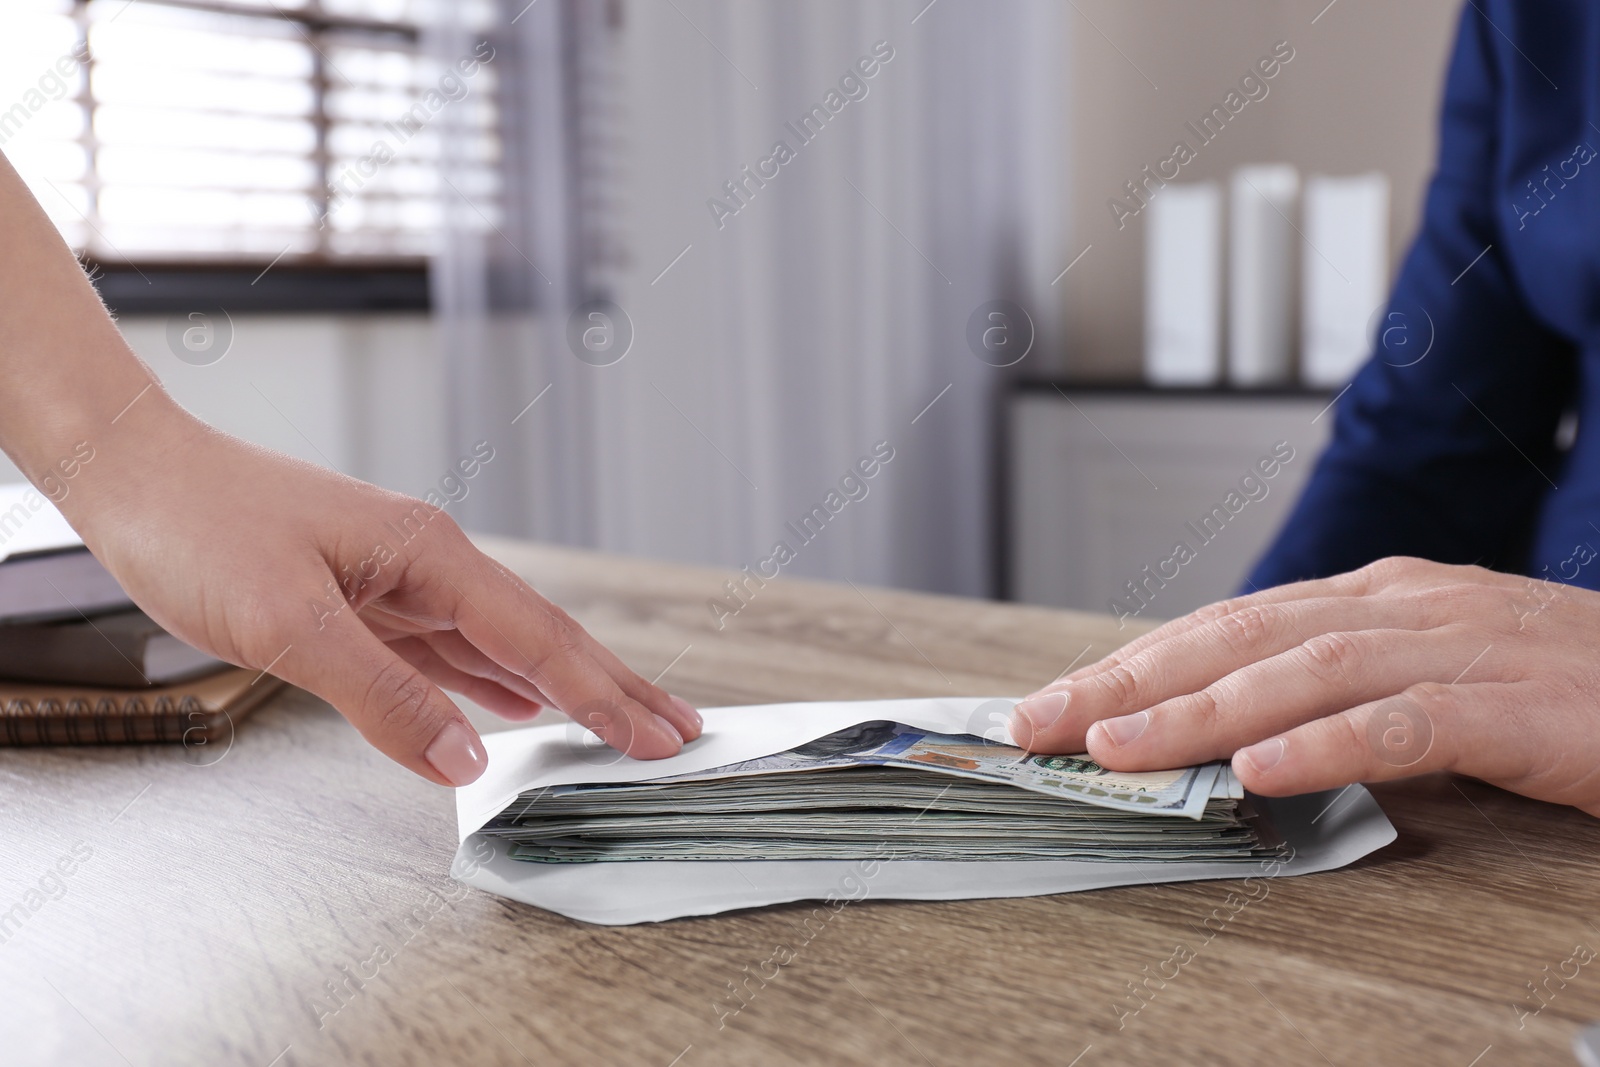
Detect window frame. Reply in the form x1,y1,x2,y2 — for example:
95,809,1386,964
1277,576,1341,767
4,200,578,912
89,258,431,316
53,0,447,313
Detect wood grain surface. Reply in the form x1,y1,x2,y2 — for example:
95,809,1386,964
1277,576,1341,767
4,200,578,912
1,536,1596,1067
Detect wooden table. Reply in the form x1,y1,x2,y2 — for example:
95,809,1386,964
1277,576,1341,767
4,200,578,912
2,537,1597,1066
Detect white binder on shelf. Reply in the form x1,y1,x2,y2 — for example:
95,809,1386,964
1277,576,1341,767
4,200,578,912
1228,164,1300,387
1144,182,1223,387
1301,173,1390,388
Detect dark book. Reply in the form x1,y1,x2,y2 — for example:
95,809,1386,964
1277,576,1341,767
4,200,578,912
0,546,134,625
0,609,226,687
0,481,133,623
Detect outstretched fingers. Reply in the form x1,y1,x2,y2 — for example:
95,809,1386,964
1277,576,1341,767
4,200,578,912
275,607,489,787
1230,681,1545,797
1080,626,1487,770
389,636,546,722
434,550,697,759
1012,594,1450,754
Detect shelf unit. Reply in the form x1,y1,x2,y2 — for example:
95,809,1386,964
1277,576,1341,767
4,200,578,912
1007,380,1337,620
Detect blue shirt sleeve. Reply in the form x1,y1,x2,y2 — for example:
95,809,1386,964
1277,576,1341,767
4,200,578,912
1246,2,1578,591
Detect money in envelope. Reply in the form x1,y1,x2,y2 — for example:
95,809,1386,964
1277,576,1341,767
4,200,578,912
452,697,1396,924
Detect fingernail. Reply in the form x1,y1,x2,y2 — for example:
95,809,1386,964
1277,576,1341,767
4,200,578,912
655,714,684,747
1097,710,1149,747
424,720,488,787
1240,737,1286,774
671,695,703,732
1011,692,1068,746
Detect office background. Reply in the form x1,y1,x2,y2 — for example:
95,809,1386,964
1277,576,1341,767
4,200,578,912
0,0,1463,616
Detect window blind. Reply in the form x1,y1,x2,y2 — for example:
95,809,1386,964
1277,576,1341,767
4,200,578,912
0,0,500,265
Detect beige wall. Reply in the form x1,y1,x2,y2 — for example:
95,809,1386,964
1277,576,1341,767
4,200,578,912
0,314,451,500
1059,0,1465,379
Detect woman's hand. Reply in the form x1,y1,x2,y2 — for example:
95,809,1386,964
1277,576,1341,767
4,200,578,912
60,409,701,788
1011,557,1600,817
0,151,697,789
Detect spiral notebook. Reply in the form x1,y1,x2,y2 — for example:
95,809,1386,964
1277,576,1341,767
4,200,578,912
0,667,286,745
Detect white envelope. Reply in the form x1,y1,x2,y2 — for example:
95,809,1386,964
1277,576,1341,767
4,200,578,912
452,697,1397,925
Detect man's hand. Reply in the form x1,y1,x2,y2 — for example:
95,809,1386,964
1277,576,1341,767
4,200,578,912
63,413,702,788
1011,557,1600,817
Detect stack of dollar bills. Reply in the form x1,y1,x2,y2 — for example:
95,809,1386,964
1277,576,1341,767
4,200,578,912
480,721,1280,864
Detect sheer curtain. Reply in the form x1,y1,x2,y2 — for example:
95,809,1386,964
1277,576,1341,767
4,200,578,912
433,0,1065,597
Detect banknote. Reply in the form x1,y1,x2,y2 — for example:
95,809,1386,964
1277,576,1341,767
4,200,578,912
484,721,1273,865
553,721,1219,819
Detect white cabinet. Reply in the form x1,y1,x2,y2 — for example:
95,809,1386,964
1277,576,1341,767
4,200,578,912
1008,389,1333,621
